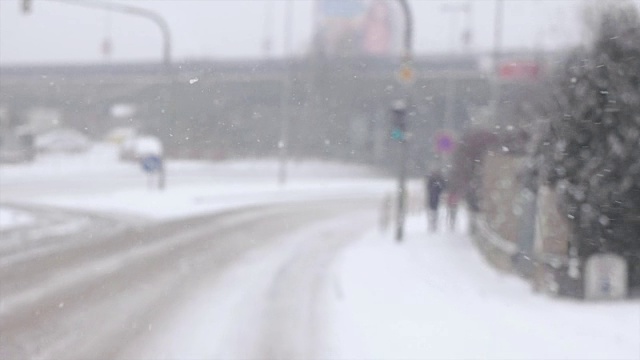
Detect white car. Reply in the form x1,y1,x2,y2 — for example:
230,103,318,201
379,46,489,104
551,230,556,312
34,128,91,154
119,135,163,161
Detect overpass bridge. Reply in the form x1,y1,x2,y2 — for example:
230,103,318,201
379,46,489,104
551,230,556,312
1,55,515,171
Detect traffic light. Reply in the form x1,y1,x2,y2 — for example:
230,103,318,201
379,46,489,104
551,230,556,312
22,0,32,14
391,100,407,141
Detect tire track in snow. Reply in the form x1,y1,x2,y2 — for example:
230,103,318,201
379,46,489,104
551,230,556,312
0,200,373,360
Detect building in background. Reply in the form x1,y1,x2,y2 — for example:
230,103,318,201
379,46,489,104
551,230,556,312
315,0,401,58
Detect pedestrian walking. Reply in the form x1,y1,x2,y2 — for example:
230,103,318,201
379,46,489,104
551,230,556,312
425,170,446,232
446,191,460,231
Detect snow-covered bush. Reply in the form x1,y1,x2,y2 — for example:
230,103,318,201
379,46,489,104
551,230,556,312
533,2,640,259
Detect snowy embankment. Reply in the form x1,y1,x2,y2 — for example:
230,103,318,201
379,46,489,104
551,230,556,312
0,143,395,220
323,212,640,360
0,207,34,231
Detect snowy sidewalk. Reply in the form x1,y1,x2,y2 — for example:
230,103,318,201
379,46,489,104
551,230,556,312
322,211,640,360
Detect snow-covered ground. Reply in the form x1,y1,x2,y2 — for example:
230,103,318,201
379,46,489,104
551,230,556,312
2,143,638,359
324,212,640,360
0,143,382,189
0,143,395,220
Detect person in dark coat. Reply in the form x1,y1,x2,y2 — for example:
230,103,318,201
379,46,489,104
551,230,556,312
425,170,446,232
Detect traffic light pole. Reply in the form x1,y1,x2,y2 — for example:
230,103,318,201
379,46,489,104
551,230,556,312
392,101,409,241
398,128,408,241
394,0,413,242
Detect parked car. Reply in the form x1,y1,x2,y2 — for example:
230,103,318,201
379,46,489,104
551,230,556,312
119,135,163,162
34,128,91,154
0,131,35,163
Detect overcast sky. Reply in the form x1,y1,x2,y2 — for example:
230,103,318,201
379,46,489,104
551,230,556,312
0,0,627,65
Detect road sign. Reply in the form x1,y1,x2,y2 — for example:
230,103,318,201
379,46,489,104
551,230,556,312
141,155,162,173
435,132,455,153
397,64,415,84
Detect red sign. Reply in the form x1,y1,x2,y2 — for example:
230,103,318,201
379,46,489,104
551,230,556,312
499,61,540,81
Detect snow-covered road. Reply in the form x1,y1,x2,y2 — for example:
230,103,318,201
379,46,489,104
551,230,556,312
0,199,379,359
120,201,378,359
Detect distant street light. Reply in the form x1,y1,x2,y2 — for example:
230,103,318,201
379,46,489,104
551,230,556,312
440,2,473,52
48,0,172,67
22,0,32,14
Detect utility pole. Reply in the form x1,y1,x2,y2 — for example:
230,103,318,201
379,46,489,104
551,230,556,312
490,0,504,125
262,1,274,58
440,2,471,131
394,0,413,242
278,1,293,185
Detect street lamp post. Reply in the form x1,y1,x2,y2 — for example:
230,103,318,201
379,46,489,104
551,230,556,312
278,1,294,186
394,0,413,242
48,0,172,67
27,0,173,188
397,0,413,62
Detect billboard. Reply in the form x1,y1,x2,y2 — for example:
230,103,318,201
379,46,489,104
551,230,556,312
498,61,541,81
316,0,400,57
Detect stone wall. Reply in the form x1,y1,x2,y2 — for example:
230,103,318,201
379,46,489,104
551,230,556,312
472,153,525,272
532,186,583,297
481,153,525,247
